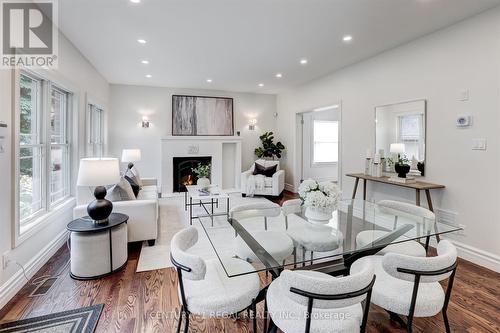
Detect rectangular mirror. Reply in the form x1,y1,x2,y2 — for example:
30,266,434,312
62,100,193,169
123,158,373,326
375,99,426,176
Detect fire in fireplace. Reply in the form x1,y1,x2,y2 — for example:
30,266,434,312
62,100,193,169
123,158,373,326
173,156,212,192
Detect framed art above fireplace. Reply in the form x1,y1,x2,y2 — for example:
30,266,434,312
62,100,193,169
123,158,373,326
172,95,234,136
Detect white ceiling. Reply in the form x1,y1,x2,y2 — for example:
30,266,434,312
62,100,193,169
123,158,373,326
58,0,500,94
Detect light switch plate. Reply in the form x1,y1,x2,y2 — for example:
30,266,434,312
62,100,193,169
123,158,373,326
472,138,487,150
459,90,469,101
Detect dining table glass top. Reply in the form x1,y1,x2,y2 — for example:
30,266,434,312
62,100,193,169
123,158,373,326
197,199,462,278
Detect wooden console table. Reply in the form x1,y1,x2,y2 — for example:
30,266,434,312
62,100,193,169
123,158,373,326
347,173,445,242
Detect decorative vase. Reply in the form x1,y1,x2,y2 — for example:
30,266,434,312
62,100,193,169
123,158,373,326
394,163,411,178
87,186,113,224
305,206,333,225
417,162,425,176
197,177,210,187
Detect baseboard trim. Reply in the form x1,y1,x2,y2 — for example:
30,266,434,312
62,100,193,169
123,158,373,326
451,239,500,273
0,229,69,309
284,183,296,193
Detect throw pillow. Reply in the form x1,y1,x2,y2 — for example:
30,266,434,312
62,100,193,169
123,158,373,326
125,175,140,197
253,162,277,177
107,177,137,201
125,166,143,188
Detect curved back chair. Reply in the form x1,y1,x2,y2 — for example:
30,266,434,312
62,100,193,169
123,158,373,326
352,240,458,333
230,202,294,268
281,199,302,230
356,200,436,257
170,227,260,333
266,259,376,333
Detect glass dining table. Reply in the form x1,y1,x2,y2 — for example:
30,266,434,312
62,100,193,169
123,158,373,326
197,199,462,279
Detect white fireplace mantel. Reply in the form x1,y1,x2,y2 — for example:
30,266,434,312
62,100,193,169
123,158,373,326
161,136,242,194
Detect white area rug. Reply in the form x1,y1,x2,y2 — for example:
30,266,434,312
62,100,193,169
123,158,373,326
136,193,271,272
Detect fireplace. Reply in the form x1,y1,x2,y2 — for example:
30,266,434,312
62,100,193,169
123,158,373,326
173,156,212,192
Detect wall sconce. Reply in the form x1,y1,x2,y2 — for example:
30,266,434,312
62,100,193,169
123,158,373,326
142,117,150,128
248,119,257,130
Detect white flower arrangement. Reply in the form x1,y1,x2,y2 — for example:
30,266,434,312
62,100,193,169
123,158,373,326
299,179,341,212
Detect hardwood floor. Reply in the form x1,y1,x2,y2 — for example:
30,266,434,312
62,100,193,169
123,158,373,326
1,192,499,332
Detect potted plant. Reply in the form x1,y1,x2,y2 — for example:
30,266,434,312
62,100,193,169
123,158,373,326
388,155,411,178
299,179,342,224
254,132,285,160
192,163,211,187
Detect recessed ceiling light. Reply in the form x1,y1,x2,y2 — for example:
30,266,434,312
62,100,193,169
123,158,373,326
258,83,264,87
130,0,141,3
275,73,283,78
300,59,308,65
137,39,146,44
206,78,213,83
343,35,353,42
141,60,149,64
145,74,152,78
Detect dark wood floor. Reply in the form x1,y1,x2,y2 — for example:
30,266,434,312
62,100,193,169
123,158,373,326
1,191,499,333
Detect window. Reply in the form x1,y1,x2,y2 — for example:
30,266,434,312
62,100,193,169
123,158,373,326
313,120,339,164
398,114,424,161
18,72,72,230
86,104,104,157
19,74,43,222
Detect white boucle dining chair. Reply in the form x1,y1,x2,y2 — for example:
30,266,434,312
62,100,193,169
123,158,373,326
230,202,295,266
351,240,458,333
265,259,376,333
282,199,341,267
170,227,260,333
356,200,434,257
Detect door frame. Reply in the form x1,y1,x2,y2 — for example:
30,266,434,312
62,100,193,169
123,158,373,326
294,101,343,191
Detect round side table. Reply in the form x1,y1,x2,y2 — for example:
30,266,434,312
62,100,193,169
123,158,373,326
67,213,128,280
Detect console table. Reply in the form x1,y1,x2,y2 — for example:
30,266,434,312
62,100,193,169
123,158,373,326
347,173,446,243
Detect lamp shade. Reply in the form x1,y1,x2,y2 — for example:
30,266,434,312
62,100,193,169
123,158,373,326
121,149,141,163
77,158,120,187
390,143,405,154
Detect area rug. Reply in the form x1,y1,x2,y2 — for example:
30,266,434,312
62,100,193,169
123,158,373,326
136,193,271,272
0,304,103,333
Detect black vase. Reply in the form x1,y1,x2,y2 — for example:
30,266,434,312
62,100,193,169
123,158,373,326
417,162,425,176
87,186,113,224
394,163,411,178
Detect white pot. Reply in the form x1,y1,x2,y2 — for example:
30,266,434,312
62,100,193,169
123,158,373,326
305,206,333,225
197,177,210,187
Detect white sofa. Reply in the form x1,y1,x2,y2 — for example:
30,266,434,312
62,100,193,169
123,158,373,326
73,178,159,245
241,159,285,197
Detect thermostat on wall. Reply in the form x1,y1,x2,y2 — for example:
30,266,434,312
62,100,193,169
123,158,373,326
456,115,472,128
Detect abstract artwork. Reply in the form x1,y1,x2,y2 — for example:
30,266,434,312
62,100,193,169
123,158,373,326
172,95,234,136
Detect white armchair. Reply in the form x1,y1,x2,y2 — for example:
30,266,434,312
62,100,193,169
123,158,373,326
241,159,285,197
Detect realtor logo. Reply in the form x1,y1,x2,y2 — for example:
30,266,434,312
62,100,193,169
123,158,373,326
1,0,58,68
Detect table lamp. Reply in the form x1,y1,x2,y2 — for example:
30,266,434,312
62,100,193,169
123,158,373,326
77,158,120,224
390,143,405,158
121,149,141,171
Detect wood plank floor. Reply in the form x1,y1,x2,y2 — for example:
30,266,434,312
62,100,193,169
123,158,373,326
1,192,499,332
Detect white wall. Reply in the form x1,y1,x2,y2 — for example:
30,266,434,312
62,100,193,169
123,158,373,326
0,33,109,307
277,8,500,270
107,85,277,181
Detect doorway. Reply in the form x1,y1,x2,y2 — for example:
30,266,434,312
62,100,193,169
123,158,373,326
295,104,341,189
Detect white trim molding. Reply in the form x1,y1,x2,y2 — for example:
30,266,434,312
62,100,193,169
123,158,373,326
0,229,69,309
285,183,296,193
452,239,500,273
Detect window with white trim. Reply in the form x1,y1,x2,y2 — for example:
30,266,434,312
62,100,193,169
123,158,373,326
313,120,339,164
398,114,424,161
86,104,104,157
18,72,72,230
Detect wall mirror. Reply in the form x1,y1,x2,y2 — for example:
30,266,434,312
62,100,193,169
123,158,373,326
375,99,426,176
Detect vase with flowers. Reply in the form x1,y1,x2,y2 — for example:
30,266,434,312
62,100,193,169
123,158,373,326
192,163,211,188
299,179,342,224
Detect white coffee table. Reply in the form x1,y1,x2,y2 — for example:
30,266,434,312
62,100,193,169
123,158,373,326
184,185,230,226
